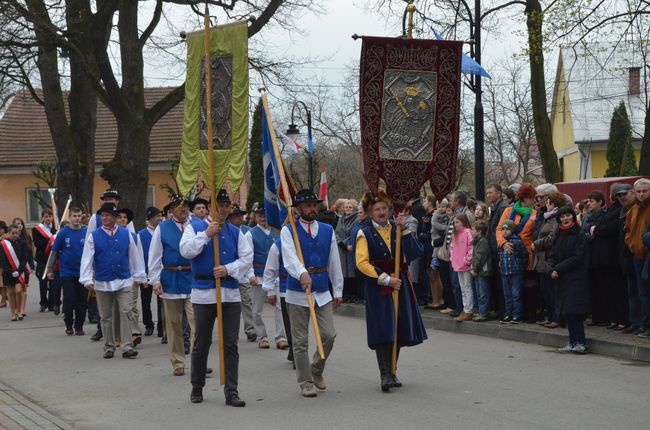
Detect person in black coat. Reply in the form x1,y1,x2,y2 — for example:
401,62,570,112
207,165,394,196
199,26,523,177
548,207,591,354
582,190,610,326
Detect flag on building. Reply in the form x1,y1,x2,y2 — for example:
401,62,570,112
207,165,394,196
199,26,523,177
176,21,249,194
319,163,329,208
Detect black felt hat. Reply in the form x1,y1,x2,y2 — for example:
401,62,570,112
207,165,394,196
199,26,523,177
116,208,134,223
169,195,191,210
216,189,231,203
100,189,121,201
229,204,247,216
98,203,118,216
146,207,161,220
190,197,209,211
292,189,322,206
253,205,265,214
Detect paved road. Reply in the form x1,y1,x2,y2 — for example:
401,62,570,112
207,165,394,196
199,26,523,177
0,287,648,430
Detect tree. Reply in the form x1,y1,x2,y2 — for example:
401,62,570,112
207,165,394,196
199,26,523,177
605,101,637,177
246,99,264,210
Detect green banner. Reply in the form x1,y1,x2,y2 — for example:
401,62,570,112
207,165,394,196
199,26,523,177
177,21,249,195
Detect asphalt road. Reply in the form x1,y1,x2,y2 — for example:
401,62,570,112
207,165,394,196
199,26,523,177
0,286,648,430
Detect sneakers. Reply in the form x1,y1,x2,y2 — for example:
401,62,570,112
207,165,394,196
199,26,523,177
637,331,650,339
472,316,488,322
439,308,454,315
500,316,512,324
122,349,138,359
301,385,318,398
103,350,115,359
312,374,326,390
557,343,573,353
91,330,103,342
510,318,522,324
572,343,587,354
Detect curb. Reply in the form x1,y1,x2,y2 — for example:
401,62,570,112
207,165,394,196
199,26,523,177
0,381,72,429
334,304,650,363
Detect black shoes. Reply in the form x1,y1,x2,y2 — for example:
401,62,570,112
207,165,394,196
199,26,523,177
161,336,168,344
122,349,138,359
103,350,114,359
39,306,46,313
391,375,402,388
380,373,393,392
226,396,246,407
91,330,103,342
190,387,203,403
184,342,191,355
53,305,60,316
144,327,154,336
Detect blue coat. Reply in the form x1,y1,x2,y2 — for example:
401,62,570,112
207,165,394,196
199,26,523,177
359,223,427,349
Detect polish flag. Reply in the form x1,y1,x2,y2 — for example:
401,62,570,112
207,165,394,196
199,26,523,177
319,163,329,208
278,131,302,154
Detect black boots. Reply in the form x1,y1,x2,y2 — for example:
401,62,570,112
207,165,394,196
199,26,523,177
190,387,203,403
376,345,394,392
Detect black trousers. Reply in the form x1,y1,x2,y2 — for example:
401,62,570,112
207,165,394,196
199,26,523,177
280,297,293,353
61,277,88,330
87,296,99,323
140,284,154,330
590,268,613,324
36,264,51,308
191,302,241,399
49,273,62,308
157,296,165,336
438,260,455,310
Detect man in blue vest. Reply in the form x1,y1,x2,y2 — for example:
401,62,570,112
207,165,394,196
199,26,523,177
245,206,288,350
180,189,252,407
149,196,195,376
190,198,210,224
79,203,146,359
139,207,162,336
281,189,344,398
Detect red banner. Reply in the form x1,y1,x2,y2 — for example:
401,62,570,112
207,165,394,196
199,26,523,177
359,36,463,205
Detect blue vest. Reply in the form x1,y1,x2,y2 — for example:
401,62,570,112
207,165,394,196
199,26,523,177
92,227,131,282
286,222,332,293
138,228,153,274
189,219,239,290
275,238,288,294
240,224,251,234
251,226,279,277
159,219,192,295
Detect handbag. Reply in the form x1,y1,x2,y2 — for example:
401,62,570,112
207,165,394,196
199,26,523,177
437,244,450,262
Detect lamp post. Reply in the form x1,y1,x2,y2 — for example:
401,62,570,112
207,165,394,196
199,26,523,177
473,0,485,201
285,101,315,192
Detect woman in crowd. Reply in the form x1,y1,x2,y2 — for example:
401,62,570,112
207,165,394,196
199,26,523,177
12,217,33,318
548,207,590,354
1,224,29,321
336,199,359,302
474,202,489,222
347,203,370,303
502,188,516,205
532,192,565,328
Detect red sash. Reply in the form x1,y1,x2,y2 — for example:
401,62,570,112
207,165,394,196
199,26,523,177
35,223,53,239
1,239,26,285
370,258,416,303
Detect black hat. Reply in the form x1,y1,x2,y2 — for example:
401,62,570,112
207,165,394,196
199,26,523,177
216,189,231,203
162,203,172,216
190,197,209,211
169,195,190,210
116,208,134,223
98,203,118,216
293,189,322,206
100,189,121,201
229,204,247,217
0,220,8,232
146,207,161,220
253,205,265,215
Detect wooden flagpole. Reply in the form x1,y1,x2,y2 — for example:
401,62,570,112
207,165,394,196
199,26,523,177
42,194,72,280
258,86,325,359
391,1,417,377
203,3,226,385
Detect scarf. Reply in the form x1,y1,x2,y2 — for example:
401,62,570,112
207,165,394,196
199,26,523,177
512,201,533,217
544,208,558,220
559,222,576,231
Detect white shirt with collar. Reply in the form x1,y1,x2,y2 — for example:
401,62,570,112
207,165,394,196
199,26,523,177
244,224,272,282
261,242,283,298
86,212,135,239
79,225,147,292
280,218,343,307
179,221,253,304
148,218,190,300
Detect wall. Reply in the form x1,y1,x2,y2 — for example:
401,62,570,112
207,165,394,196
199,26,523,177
590,149,641,178
560,152,581,182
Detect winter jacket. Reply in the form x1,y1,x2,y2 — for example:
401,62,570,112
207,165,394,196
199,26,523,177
590,202,622,269
625,200,650,260
499,235,528,276
533,210,558,273
1,238,29,286
471,236,491,277
335,212,358,278
497,206,537,271
450,227,473,272
488,199,509,259
547,224,591,317
430,211,449,248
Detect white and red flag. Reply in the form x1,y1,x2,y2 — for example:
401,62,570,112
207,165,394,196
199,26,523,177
319,163,329,208
278,131,302,154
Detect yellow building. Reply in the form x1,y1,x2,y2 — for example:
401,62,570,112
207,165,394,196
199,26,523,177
551,43,646,181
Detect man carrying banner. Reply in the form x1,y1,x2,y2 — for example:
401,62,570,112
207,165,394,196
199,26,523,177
245,206,288,350
355,189,427,392
281,189,343,398
180,189,251,407
33,209,56,313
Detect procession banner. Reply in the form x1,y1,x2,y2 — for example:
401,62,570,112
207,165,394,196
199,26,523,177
359,36,463,204
177,21,249,195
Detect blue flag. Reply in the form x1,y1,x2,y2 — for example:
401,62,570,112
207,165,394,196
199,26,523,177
432,28,491,79
307,127,314,158
261,107,289,230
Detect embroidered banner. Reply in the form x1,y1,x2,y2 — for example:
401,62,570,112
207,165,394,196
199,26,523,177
359,36,463,204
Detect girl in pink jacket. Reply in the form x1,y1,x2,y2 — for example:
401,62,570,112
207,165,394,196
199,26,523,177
450,214,474,321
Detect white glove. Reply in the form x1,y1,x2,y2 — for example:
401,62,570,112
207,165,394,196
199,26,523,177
12,271,19,278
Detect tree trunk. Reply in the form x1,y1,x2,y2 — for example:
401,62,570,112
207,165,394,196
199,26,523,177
525,0,561,183
639,106,650,175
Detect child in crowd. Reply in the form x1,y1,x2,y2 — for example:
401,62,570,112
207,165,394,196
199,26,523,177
450,214,474,322
0,224,29,321
548,207,590,354
498,220,528,324
470,221,491,321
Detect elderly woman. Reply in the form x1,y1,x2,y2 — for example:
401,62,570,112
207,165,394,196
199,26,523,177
355,189,426,392
336,199,359,302
497,183,538,321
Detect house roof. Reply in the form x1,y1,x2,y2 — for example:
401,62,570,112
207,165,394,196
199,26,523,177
557,42,647,143
0,87,184,168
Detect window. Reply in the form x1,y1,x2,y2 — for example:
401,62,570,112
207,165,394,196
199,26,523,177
26,188,54,224
147,185,155,208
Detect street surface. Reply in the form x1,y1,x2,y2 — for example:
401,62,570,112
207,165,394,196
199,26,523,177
0,286,648,430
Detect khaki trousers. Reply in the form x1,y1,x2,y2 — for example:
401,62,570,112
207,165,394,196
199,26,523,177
96,288,133,352
287,301,336,389
163,298,195,370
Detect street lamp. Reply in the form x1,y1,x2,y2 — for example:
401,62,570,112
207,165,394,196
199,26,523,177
285,101,315,192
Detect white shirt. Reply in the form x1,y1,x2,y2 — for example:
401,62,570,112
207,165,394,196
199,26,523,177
262,242,283,298
148,218,190,300
280,219,343,307
79,225,147,291
86,212,135,239
244,225,272,282
179,222,253,304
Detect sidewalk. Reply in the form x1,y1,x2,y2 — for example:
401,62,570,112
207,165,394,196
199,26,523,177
0,382,71,430
335,304,650,363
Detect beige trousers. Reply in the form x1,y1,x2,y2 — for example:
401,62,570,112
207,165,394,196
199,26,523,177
163,298,195,370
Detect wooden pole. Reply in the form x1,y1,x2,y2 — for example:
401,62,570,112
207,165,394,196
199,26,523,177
203,3,226,385
258,86,325,359
42,195,72,281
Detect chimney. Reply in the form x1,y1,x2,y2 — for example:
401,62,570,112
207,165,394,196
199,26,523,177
629,67,641,95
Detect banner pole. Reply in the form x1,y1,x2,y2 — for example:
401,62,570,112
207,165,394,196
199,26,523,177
203,2,226,386
259,86,325,360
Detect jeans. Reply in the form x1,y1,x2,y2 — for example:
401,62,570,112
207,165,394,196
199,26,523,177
61,277,88,331
451,270,463,314
632,259,650,330
566,314,586,346
475,276,491,317
501,273,523,319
